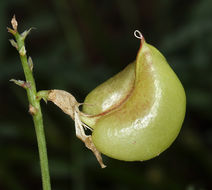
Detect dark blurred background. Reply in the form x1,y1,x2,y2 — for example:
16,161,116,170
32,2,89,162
0,0,212,189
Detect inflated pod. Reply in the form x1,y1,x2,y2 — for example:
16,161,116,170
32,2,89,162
81,32,186,161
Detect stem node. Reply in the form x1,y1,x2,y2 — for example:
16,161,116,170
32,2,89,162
29,104,38,115
19,46,26,56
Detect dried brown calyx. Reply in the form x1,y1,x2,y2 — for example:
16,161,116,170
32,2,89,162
47,90,106,168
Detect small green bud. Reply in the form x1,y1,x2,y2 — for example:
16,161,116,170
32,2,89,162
9,39,18,49
19,46,26,56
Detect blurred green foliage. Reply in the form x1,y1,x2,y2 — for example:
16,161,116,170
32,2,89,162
0,0,212,189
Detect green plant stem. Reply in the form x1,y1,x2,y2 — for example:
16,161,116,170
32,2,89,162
14,32,51,190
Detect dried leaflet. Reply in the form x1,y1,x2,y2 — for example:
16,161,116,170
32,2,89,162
48,90,106,168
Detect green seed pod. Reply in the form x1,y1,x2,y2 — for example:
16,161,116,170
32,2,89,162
81,31,186,161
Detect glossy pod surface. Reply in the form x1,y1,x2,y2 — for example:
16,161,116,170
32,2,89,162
81,39,186,161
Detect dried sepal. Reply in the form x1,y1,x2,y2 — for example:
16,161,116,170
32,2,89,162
7,27,16,35
10,79,31,89
9,39,18,49
7,15,18,35
48,90,78,120
28,56,33,71
11,15,18,31
29,104,37,115
47,90,106,168
74,108,106,168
